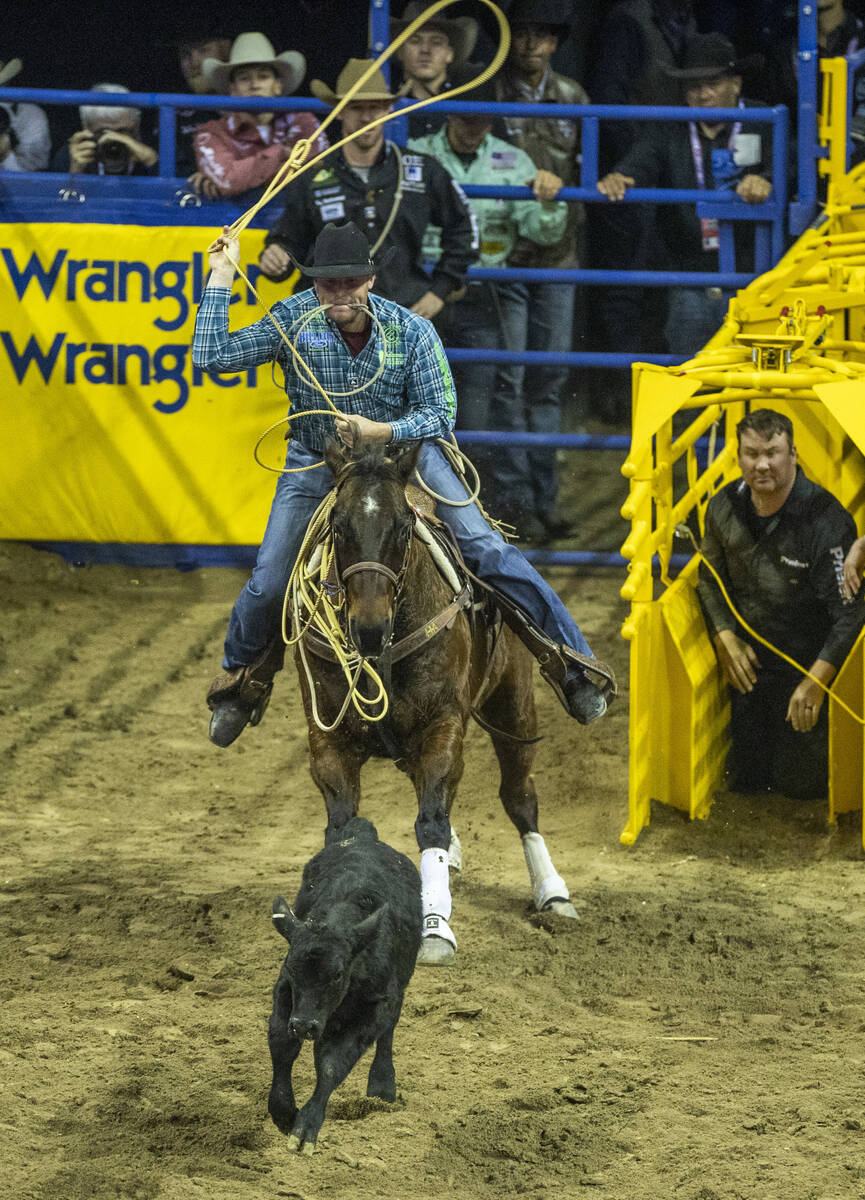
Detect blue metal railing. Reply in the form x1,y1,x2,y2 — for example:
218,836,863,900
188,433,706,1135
0,86,789,286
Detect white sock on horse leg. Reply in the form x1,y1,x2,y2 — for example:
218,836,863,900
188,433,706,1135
522,832,569,911
447,825,462,871
420,847,456,946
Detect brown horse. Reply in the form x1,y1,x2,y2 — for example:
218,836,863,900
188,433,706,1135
293,441,578,965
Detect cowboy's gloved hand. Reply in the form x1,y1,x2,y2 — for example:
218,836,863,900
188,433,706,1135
207,225,240,285
334,414,392,449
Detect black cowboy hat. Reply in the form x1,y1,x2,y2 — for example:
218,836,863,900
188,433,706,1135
288,221,395,278
507,0,572,43
664,32,764,81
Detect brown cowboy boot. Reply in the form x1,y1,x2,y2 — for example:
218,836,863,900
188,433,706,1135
206,639,285,747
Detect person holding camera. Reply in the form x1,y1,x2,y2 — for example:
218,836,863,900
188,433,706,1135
51,83,157,176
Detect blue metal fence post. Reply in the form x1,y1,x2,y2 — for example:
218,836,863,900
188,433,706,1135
791,0,819,234
369,0,390,79
158,103,176,180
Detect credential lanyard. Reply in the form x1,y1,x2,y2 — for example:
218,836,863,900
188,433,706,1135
689,102,742,252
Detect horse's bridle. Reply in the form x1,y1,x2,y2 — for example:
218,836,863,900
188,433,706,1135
330,503,416,631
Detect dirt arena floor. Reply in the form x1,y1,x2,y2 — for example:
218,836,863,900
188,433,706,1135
3,532,865,1200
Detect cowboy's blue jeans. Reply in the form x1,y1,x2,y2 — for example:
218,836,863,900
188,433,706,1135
223,440,593,669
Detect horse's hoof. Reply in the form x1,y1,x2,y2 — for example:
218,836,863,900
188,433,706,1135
543,899,580,920
417,935,456,965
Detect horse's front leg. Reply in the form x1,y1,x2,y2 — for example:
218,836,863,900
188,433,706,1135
307,728,365,842
410,715,465,965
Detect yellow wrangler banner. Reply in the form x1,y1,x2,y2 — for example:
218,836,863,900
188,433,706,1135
0,222,295,547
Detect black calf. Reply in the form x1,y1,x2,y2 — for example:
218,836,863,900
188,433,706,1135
268,817,422,1154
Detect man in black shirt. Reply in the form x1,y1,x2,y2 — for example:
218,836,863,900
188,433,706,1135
697,409,864,798
258,59,478,318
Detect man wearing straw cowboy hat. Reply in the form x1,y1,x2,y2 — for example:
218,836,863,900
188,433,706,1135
258,58,477,319
193,32,328,198
194,219,614,746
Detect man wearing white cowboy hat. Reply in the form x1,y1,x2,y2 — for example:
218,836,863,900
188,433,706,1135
0,57,50,173
258,58,477,320
390,0,481,139
194,219,613,747
192,32,328,199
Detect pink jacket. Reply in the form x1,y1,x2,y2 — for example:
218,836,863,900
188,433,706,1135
194,111,329,195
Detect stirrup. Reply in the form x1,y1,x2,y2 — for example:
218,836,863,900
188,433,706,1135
207,667,245,709
540,644,617,715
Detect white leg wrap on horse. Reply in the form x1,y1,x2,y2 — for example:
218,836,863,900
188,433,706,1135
420,848,457,947
447,825,462,872
522,832,570,911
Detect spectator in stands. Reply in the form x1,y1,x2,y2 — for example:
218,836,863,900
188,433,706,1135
259,59,477,317
596,33,771,358
697,408,864,799
586,0,698,422
390,0,481,139
492,0,589,540
409,70,567,537
51,84,158,176
0,56,50,172
193,32,327,200
171,25,232,188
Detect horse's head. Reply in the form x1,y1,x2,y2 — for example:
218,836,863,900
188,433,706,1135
324,439,422,659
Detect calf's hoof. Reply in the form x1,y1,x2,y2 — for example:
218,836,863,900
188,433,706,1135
288,1133,316,1156
417,935,455,966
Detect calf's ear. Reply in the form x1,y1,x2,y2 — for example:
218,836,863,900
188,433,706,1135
353,903,390,953
272,896,300,942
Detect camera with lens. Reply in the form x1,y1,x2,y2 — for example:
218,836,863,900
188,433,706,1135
94,128,132,174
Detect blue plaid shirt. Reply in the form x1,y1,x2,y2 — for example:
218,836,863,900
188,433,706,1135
192,286,457,451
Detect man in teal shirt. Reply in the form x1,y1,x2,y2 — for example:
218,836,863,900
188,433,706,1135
409,75,566,539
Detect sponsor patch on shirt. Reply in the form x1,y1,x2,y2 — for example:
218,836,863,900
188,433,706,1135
298,331,336,348
780,554,809,569
829,545,852,602
491,150,517,169
403,162,423,183
318,200,346,221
